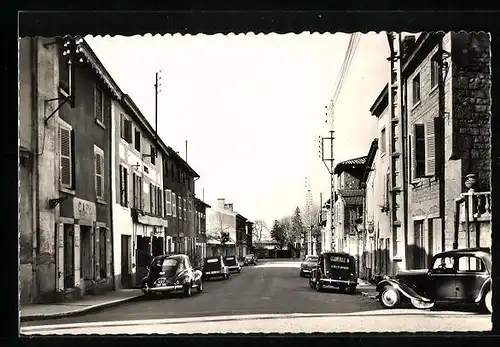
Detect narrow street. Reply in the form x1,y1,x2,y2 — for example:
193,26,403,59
21,259,491,334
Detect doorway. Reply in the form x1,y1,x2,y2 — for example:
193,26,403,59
121,235,132,288
63,224,75,289
80,225,93,291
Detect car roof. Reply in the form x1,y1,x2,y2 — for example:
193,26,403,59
435,247,490,258
322,251,353,257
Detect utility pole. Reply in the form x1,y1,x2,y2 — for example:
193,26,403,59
320,128,336,252
154,70,162,133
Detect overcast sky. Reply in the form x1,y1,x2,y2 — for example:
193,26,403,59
86,32,390,227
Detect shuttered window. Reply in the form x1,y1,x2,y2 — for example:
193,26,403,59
150,183,155,214
166,190,172,216
59,124,73,188
425,119,436,176
183,198,187,220
411,124,426,181
157,188,162,216
120,114,132,143
94,147,104,199
95,86,104,124
412,73,421,105
172,192,177,217
178,196,182,220
119,166,129,207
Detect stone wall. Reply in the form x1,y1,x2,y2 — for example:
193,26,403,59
451,32,491,192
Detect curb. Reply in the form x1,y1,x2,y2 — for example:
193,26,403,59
20,294,144,322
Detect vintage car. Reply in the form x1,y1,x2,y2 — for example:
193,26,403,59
309,252,358,294
243,254,257,266
300,255,318,277
202,255,230,280
142,254,203,298
224,255,241,273
376,247,492,314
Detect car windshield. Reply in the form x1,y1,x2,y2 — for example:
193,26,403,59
306,256,318,263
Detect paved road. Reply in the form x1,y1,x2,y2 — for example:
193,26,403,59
21,258,491,333
22,259,381,327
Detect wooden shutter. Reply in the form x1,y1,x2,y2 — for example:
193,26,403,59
166,190,172,216
95,151,104,198
172,192,176,217
124,167,129,206
119,166,124,205
120,114,125,140
106,228,111,277
56,223,65,291
60,126,73,187
184,198,187,220
95,87,104,123
425,118,436,176
434,117,444,176
410,126,417,182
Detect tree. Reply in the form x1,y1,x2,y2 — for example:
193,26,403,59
252,219,268,243
207,210,234,255
270,220,287,250
291,206,305,244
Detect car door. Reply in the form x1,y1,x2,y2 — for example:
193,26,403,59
428,255,457,301
454,255,489,301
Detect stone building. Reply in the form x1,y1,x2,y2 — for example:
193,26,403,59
361,32,491,278
194,197,210,266
19,37,117,303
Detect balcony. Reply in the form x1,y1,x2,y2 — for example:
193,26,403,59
458,191,491,223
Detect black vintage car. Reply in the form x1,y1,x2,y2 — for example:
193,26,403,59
300,255,318,277
376,247,492,313
243,254,257,266
142,254,203,298
309,252,358,294
202,255,230,280
224,256,241,273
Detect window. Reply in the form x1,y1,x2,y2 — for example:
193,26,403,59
384,173,390,208
412,73,421,105
134,129,141,152
95,86,104,124
431,57,440,89
411,124,426,180
94,146,104,199
172,192,177,217
178,195,182,220
132,173,142,209
458,256,486,272
380,127,386,155
99,228,107,278
150,145,156,165
183,198,187,220
432,256,455,272
166,190,172,216
157,188,162,216
120,114,132,143
59,122,74,189
119,165,129,207
150,183,155,214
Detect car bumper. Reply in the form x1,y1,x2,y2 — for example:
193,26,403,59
301,268,312,273
205,271,224,275
142,284,184,293
319,278,357,286
228,266,240,272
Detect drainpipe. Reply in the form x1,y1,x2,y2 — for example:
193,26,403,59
31,37,40,303
437,37,447,252
109,101,115,290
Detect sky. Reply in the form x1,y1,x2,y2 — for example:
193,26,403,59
86,32,390,228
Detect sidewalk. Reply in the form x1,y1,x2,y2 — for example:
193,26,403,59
357,279,378,299
20,289,143,322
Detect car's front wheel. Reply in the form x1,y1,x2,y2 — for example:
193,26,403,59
300,271,304,277
379,286,400,309
315,280,323,292
484,289,492,314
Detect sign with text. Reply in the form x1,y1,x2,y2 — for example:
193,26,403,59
73,197,96,223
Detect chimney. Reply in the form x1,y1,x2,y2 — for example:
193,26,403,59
224,203,234,212
217,198,225,209
401,35,416,60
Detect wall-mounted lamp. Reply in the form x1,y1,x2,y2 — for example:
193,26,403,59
49,196,68,209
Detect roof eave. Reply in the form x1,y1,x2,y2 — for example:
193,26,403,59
369,84,389,117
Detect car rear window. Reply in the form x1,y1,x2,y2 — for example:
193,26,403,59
206,258,219,263
226,257,235,260
307,257,318,262
330,256,349,263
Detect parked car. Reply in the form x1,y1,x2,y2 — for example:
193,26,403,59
300,255,318,277
224,255,241,273
202,255,230,280
309,252,358,294
142,254,203,298
243,254,257,266
376,247,492,313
